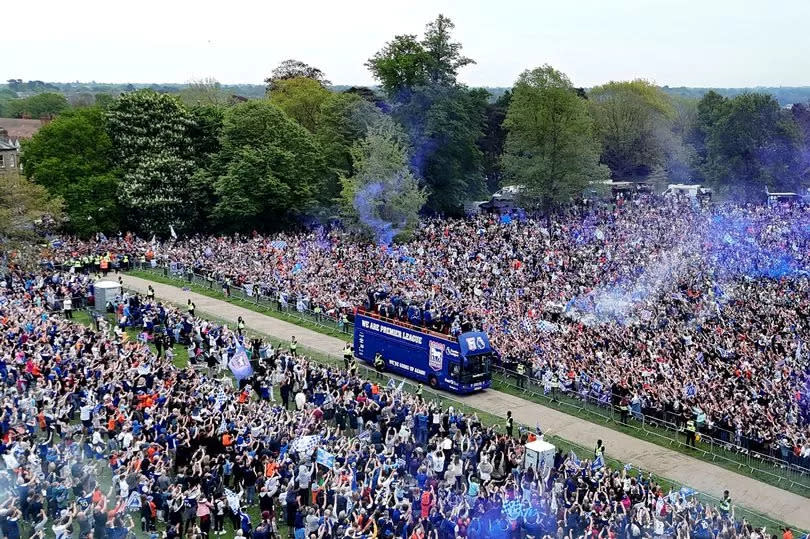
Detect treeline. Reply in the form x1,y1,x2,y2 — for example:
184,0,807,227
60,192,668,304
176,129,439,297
16,15,810,240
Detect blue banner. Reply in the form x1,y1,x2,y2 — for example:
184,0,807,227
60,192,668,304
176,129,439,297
229,345,253,380
458,332,492,356
316,448,336,468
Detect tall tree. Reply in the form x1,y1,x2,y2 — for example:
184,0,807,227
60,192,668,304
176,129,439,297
480,90,511,193
366,35,431,97
264,59,330,93
184,105,226,232
703,93,802,199
368,15,484,214
393,85,487,214
268,77,332,133
502,66,609,212
20,107,120,235
421,14,475,86
213,101,327,230
340,116,426,243
107,90,196,234
589,80,674,180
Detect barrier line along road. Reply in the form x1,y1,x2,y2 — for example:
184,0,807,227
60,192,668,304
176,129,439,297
118,274,810,530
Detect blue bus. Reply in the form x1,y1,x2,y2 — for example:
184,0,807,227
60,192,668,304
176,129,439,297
353,313,493,393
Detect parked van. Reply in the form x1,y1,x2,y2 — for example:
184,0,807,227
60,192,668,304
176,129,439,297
662,184,712,201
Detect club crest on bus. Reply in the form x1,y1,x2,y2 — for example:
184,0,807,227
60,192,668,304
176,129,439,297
428,341,445,371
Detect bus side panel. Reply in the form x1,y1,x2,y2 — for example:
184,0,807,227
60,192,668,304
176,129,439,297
354,327,431,383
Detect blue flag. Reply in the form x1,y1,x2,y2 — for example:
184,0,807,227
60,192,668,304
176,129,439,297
591,455,605,471
229,345,253,380
569,450,582,468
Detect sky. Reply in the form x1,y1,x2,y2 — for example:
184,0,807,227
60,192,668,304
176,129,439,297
6,0,810,88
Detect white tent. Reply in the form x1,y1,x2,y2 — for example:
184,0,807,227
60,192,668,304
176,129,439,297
523,439,556,471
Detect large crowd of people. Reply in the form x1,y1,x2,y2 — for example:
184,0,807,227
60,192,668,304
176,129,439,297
0,265,794,539
48,196,810,469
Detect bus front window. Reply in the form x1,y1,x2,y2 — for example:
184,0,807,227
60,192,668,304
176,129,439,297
463,354,492,382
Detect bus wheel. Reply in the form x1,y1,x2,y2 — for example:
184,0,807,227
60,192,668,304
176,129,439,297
428,375,438,389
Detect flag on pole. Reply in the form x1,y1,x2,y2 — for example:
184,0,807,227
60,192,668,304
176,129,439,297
170,225,178,240
591,455,605,471
228,345,253,380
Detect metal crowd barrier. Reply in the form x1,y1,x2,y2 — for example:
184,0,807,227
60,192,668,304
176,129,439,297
493,365,810,495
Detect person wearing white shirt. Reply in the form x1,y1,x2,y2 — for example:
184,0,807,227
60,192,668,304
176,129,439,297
80,403,94,428
294,391,306,411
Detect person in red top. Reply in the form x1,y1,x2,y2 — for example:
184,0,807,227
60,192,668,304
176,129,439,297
420,487,434,519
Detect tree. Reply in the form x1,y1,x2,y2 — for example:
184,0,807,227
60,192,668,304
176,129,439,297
791,103,810,182
316,92,382,198
340,116,426,243
422,14,475,86
368,15,483,213
703,93,802,199
94,93,115,109
502,65,609,212
0,88,17,117
213,101,327,230
394,85,488,214
6,92,69,118
20,107,120,235
343,86,382,105
480,90,511,193
107,90,196,234
366,35,431,97
268,77,332,133
179,77,231,107
184,105,226,232
589,80,674,179
366,15,473,97
264,59,330,93
0,171,63,265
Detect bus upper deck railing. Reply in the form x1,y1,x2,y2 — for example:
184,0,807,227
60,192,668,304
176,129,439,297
355,308,459,343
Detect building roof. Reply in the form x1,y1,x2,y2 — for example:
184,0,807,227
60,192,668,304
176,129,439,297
0,118,45,140
0,138,20,151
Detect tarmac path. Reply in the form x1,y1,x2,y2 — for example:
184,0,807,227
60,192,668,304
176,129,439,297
118,274,810,530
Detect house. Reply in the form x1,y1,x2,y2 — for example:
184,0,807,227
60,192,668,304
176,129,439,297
0,118,47,175
0,128,21,175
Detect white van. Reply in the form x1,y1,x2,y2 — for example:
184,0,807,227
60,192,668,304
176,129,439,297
662,184,712,201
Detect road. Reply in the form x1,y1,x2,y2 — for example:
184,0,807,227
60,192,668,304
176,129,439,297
117,274,810,530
